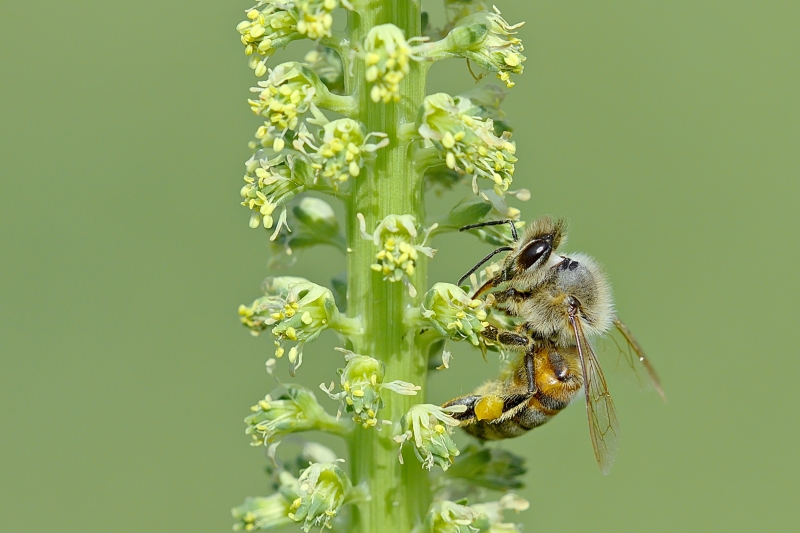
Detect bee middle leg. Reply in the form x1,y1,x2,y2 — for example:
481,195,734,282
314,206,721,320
482,325,537,395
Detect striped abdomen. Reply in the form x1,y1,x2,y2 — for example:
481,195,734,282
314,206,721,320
446,344,583,440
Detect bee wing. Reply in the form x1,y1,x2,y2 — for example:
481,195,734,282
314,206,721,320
613,317,666,402
569,314,619,475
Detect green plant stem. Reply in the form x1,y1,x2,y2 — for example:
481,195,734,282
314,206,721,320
345,2,430,533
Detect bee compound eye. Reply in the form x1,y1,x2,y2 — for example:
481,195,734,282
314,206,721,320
517,239,551,270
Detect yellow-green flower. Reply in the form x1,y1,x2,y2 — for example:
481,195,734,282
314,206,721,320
232,493,294,532
363,24,418,103
289,462,353,532
296,118,388,188
237,3,302,76
417,93,517,197
421,500,480,533
358,213,437,297
470,494,530,533
421,283,489,346
416,494,529,533
320,348,420,428
249,62,321,152
447,7,525,88
394,404,464,471
240,151,316,238
245,384,344,445
237,1,353,76
238,277,341,373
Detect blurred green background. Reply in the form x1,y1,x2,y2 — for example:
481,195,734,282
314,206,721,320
2,1,798,532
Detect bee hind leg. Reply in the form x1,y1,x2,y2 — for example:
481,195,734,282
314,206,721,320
442,394,483,423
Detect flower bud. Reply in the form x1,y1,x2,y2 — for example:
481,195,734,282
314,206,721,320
293,197,338,238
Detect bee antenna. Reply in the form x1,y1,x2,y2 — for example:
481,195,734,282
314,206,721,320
459,220,519,241
457,246,514,287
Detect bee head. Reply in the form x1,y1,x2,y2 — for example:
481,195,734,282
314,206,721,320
514,217,567,272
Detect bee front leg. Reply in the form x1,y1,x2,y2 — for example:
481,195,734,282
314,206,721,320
482,324,529,348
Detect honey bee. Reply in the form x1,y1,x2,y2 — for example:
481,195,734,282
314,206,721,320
443,217,663,474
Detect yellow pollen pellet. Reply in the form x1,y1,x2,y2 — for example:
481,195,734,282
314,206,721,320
434,424,445,434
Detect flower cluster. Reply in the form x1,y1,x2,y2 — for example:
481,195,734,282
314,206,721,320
447,7,525,87
418,493,529,533
289,461,353,532
240,151,316,238
418,93,517,197
245,384,343,445
297,118,389,188
421,283,490,346
363,24,416,103
249,62,320,152
232,493,295,532
358,214,437,297
394,404,464,471
321,349,420,428
237,1,351,77
238,277,342,372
